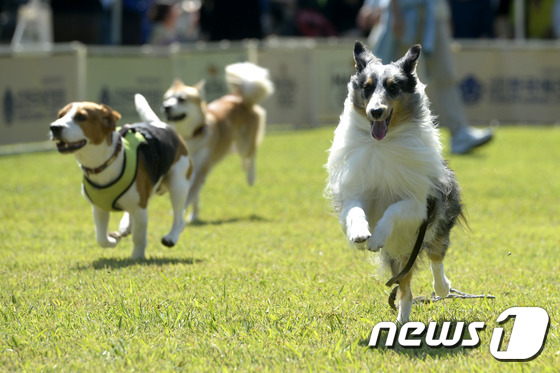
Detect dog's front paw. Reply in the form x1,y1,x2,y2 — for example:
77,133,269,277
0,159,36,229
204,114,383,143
98,232,121,248
348,229,371,250
347,225,371,248
367,221,392,252
349,231,371,244
366,235,383,252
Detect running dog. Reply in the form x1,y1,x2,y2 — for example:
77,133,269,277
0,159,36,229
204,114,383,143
162,62,274,222
325,42,463,324
49,94,193,259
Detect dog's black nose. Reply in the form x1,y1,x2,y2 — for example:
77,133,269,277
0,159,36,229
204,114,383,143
50,124,63,138
369,108,384,119
163,105,171,114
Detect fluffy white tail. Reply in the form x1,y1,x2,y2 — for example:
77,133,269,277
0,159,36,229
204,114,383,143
225,62,274,105
134,94,161,123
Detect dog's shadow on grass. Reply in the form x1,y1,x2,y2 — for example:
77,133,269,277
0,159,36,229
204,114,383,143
357,320,477,359
78,256,204,270
190,213,270,226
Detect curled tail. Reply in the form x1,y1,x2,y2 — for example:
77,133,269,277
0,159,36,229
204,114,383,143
225,62,274,105
134,94,161,123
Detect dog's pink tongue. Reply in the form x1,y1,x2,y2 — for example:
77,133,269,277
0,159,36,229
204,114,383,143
371,121,388,141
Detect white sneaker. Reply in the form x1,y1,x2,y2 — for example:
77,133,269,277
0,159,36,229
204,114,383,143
451,126,493,154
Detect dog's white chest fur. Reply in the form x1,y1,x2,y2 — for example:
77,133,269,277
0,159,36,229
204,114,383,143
326,102,448,261
328,106,444,204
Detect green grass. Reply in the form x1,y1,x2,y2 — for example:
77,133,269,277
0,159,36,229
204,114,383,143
1,126,559,371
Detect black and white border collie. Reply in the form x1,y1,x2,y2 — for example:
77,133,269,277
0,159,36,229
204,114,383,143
326,42,463,324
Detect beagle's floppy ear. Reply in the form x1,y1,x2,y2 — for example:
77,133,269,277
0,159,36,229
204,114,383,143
57,103,74,118
101,104,121,131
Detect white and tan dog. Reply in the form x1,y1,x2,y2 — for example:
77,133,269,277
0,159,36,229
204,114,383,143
49,94,193,259
162,62,274,222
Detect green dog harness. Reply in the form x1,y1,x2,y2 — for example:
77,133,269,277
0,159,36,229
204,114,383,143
83,129,146,212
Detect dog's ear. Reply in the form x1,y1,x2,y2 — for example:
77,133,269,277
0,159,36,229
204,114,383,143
353,41,377,72
195,79,206,100
397,44,422,76
57,103,73,118
101,104,121,131
172,79,185,89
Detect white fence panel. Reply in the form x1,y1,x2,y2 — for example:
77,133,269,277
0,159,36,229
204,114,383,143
257,40,316,127
453,41,560,124
86,46,175,126
0,44,85,145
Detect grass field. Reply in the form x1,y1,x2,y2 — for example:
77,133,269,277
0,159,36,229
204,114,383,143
1,126,559,371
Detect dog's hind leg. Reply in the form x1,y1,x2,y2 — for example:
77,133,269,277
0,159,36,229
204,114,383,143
185,167,208,223
236,141,257,186
243,156,256,186
161,157,190,247
428,252,451,298
245,124,261,186
129,208,148,259
237,111,262,186
396,270,414,325
118,212,132,237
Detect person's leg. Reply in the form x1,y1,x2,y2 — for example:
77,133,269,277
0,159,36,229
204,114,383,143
425,2,493,154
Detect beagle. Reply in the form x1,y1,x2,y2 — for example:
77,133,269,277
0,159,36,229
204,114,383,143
49,94,193,259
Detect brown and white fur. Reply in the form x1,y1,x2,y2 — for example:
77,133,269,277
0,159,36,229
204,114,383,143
162,62,274,222
326,42,463,324
49,94,193,259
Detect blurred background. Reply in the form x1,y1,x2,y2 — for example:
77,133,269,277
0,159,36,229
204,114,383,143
1,0,559,148
2,0,559,45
